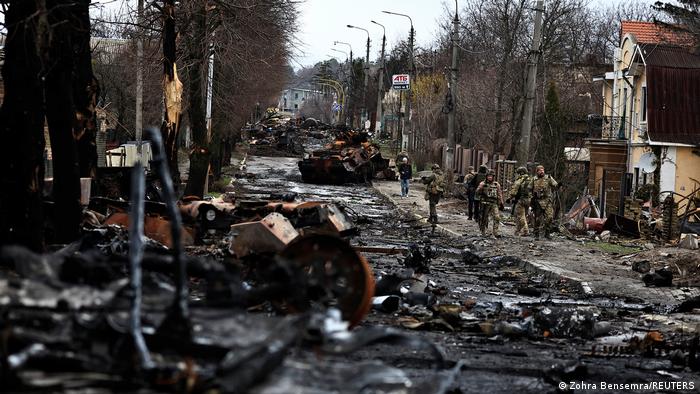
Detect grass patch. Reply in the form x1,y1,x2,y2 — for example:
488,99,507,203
209,175,232,193
589,242,642,255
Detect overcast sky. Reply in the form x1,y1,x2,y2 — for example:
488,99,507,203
293,0,454,68
90,0,658,70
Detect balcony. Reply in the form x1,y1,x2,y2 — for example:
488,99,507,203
587,115,627,140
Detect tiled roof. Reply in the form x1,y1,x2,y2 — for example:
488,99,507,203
621,21,695,46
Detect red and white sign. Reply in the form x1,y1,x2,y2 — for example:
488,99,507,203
392,74,410,90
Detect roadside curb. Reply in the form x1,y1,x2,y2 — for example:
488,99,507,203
373,183,591,294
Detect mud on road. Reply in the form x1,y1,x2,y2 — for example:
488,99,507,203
232,155,700,393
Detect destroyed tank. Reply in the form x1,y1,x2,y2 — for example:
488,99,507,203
298,130,389,184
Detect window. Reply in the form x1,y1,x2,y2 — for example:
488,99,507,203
294,104,298,109
295,93,299,99
641,86,647,122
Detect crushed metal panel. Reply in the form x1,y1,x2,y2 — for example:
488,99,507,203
103,212,194,247
229,212,299,257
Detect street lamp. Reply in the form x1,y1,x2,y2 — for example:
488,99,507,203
382,10,414,151
371,20,386,136
347,24,371,129
333,41,353,64
334,41,354,127
331,48,348,60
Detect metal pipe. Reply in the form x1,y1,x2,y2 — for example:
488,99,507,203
147,128,190,336
128,161,154,369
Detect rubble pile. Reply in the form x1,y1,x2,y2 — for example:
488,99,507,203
0,130,459,393
244,113,331,157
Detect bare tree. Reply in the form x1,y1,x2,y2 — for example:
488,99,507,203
0,0,98,249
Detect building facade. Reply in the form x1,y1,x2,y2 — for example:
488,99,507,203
278,87,323,116
592,21,700,214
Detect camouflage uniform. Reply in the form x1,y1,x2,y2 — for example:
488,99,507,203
509,171,532,236
530,173,558,239
423,166,445,224
469,165,488,220
476,174,504,237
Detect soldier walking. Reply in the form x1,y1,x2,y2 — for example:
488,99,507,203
423,164,445,224
509,166,532,236
468,165,488,221
529,165,558,240
476,169,504,237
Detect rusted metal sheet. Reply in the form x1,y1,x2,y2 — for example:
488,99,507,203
229,212,300,257
104,211,194,247
642,44,700,69
647,65,700,145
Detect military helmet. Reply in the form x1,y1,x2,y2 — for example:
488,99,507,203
479,164,488,172
486,169,495,176
432,163,441,170
516,166,527,175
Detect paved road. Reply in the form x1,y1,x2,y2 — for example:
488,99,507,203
232,154,700,393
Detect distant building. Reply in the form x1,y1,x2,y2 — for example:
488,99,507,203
278,87,322,116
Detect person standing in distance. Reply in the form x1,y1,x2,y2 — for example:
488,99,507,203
398,157,412,198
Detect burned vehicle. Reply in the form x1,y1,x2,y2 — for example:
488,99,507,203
298,130,390,184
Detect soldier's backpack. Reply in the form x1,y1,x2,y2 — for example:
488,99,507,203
430,172,446,195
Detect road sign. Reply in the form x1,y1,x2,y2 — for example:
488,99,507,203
392,74,410,90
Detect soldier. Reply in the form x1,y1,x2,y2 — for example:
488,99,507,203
463,166,476,219
509,166,532,236
398,157,412,197
476,169,504,237
529,165,558,240
423,164,445,224
468,165,488,221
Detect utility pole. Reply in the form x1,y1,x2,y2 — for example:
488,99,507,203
517,0,544,166
135,0,144,155
372,21,386,136
334,41,353,127
446,0,459,171
363,35,370,129
407,25,414,151
381,11,414,151
347,25,371,129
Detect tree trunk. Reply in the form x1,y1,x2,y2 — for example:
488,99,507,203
0,0,46,251
161,0,182,185
71,0,100,179
44,0,91,244
184,4,210,198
